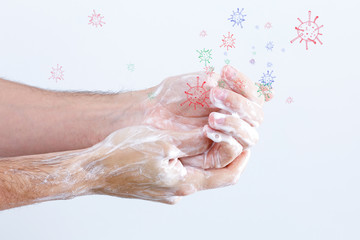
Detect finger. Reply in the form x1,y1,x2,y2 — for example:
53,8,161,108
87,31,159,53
208,112,259,149
180,150,251,192
167,128,212,158
221,65,265,106
209,87,264,127
180,125,242,169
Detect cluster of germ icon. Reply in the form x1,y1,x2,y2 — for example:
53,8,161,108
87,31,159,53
193,8,322,106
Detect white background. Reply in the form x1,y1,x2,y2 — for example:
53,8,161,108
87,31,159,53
0,0,359,239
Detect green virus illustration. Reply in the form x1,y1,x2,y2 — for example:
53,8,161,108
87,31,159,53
218,80,227,88
197,48,213,66
225,59,230,65
256,83,272,102
147,92,156,100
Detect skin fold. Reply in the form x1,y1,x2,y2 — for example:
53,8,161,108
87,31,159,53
0,65,273,210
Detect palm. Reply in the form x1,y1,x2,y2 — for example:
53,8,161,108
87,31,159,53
143,72,221,131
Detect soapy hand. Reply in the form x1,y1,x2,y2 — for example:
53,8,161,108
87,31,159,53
140,65,272,168
83,125,251,204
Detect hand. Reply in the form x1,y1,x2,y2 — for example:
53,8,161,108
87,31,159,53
83,126,251,204
140,66,272,168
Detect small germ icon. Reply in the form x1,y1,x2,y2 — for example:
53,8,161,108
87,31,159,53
197,49,213,66
259,70,276,89
267,62,273,68
49,64,64,82
224,59,230,65
290,11,324,50
199,30,207,37
256,83,273,102
204,66,215,77
286,96,294,104
127,63,135,72
264,22,272,29
220,32,236,51
265,41,274,51
181,76,210,110
88,10,106,28
228,8,246,28
249,59,256,65
218,80,226,89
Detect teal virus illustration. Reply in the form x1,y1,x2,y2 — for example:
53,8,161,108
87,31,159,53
228,8,246,28
197,49,213,66
127,63,135,72
259,70,276,89
225,59,230,65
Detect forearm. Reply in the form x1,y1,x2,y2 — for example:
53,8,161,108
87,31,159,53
0,148,97,211
0,78,150,157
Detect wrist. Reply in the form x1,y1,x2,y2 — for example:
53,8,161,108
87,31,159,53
91,88,155,144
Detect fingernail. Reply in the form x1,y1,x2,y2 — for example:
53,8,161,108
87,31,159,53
225,65,237,81
213,87,227,101
212,112,225,125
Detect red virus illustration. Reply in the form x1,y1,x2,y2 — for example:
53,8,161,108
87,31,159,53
49,64,64,82
234,78,247,90
220,32,236,51
285,96,294,104
181,76,210,110
291,11,324,50
264,22,272,29
204,66,215,77
199,30,207,37
88,10,106,28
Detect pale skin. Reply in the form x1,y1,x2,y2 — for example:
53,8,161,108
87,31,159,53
0,65,272,211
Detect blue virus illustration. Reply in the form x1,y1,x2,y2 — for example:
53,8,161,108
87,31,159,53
265,41,274,51
197,48,213,66
267,62,273,68
259,70,276,89
228,8,246,28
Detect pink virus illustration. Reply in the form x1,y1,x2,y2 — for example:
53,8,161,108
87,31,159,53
49,64,64,82
264,22,272,29
181,76,210,110
286,96,294,104
220,32,236,51
291,11,324,50
256,83,273,102
88,10,106,28
199,30,207,37
204,66,215,77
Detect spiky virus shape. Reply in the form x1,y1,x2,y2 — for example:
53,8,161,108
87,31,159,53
204,66,215,77
220,32,236,51
291,11,324,50
285,96,294,104
197,49,213,66
265,41,274,51
181,76,210,110
256,83,273,102
259,70,276,89
264,22,272,29
49,64,64,82
199,30,207,37
88,10,106,28
228,8,246,28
